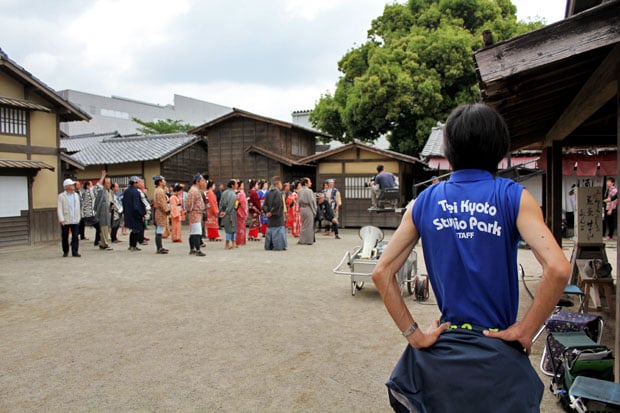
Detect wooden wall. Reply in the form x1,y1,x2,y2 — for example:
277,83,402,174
30,208,60,243
343,199,402,228
0,211,29,247
1,208,62,247
161,141,209,186
315,172,402,229
207,117,316,185
313,149,426,229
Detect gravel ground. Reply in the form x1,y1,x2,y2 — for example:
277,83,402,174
0,228,616,412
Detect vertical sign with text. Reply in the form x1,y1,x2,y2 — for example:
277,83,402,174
575,187,603,245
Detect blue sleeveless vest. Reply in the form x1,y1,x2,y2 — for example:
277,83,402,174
412,169,523,329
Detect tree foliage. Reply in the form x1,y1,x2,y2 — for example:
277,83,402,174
133,118,196,135
310,0,543,155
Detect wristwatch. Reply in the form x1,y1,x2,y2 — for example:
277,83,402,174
402,321,419,337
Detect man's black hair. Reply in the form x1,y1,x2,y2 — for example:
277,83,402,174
227,179,236,188
376,164,384,172
608,177,615,184
443,103,509,173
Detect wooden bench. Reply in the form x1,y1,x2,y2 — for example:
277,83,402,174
580,277,615,316
575,259,615,316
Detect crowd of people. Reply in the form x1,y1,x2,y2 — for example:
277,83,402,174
57,171,344,257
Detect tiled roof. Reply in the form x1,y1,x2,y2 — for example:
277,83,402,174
245,145,300,167
61,132,201,166
420,123,444,158
61,131,120,153
189,108,331,139
0,96,51,112
0,159,55,170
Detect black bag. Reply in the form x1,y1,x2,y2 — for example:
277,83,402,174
83,216,99,227
584,259,612,279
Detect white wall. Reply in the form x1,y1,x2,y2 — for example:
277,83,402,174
520,174,543,206
59,90,232,136
0,176,28,217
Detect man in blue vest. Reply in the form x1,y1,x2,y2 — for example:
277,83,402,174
372,103,571,412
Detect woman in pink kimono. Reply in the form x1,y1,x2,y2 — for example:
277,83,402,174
236,180,248,245
206,180,222,241
169,184,185,242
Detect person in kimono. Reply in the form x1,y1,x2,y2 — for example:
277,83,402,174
219,179,238,250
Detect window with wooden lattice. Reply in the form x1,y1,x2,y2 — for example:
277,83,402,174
345,176,373,199
0,107,28,136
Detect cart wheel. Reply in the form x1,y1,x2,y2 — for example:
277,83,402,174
413,275,430,301
408,265,417,295
351,281,364,296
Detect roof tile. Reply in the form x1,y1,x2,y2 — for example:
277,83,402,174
420,123,444,158
60,133,199,166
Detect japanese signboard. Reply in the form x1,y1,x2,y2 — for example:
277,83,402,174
575,187,603,245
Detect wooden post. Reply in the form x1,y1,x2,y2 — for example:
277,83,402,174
614,72,620,383
551,141,563,245
544,147,552,227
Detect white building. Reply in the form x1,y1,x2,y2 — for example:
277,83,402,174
58,90,232,136
291,109,390,150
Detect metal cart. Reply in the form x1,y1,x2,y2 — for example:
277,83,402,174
333,226,417,296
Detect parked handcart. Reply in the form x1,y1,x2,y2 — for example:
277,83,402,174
332,226,417,296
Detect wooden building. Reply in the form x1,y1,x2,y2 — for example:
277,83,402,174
473,0,619,375
61,132,208,197
419,122,544,203
188,108,328,186
0,49,90,247
298,141,426,228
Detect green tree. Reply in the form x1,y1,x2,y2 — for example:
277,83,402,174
310,0,543,154
132,118,196,135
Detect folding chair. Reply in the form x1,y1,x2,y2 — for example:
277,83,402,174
540,313,603,376
547,332,615,411
569,376,620,413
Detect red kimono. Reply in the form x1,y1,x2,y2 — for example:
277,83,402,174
285,191,301,238
206,189,221,240
248,189,261,240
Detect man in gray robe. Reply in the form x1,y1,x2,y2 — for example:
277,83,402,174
93,171,113,250
219,179,238,249
297,177,316,245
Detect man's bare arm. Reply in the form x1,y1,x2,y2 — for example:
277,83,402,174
484,190,571,352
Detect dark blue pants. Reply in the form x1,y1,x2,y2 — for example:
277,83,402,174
387,329,543,413
61,224,80,256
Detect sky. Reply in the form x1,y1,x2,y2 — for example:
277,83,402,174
0,0,566,123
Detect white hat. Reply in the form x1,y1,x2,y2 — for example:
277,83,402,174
63,178,76,187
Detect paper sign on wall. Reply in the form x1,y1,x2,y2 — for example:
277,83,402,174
575,187,603,245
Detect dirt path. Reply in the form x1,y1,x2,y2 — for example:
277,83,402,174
0,229,616,412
